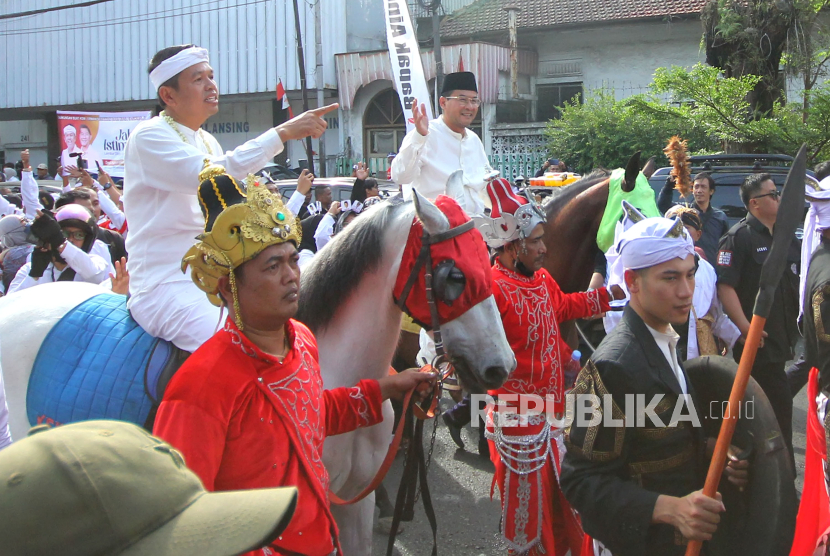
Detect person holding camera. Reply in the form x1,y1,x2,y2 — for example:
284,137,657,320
7,205,113,294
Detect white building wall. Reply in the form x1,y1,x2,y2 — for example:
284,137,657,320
0,0,347,109
527,19,705,97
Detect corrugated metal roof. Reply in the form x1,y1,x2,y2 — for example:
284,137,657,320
441,0,706,38
0,0,346,110
335,42,537,109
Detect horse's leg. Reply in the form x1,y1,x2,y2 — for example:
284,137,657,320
330,494,376,556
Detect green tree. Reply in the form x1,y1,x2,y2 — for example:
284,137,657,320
545,88,718,173
702,0,796,116
545,64,830,171
781,0,830,117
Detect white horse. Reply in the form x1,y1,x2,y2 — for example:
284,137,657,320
0,183,514,556
299,183,514,555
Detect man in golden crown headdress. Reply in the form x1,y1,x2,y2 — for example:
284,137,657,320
153,165,435,556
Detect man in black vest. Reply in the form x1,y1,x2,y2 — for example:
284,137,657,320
561,216,748,556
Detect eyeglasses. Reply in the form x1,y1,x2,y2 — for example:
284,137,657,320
62,230,87,241
444,96,481,107
751,190,781,201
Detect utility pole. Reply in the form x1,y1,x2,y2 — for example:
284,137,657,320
314,0,326,176
292,0,315,174
504,4,520,100
432,0,444,115
432,0,443,112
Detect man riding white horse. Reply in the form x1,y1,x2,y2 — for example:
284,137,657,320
123,44,336,352
153,163,435,556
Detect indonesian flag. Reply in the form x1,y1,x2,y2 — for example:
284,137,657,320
276,79,294,118
458,55,464,72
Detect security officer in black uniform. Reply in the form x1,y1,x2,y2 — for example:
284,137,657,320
716,172,801,463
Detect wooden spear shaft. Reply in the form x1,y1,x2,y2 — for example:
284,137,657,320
684,316,766,556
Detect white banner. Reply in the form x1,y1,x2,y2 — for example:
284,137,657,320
383,0,433,133
57,110,151,178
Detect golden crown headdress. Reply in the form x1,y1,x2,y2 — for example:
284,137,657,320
181,162,302,328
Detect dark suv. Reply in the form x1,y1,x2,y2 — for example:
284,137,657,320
647,154,818,229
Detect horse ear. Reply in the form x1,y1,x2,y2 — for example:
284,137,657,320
412,189,450,234
642,155,657,179
445,170,465,200
622,151,641,192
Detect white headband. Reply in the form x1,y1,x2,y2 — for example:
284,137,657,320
618,217,696,271
150,46,210,91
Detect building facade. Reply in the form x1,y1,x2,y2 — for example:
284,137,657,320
4,0,754,181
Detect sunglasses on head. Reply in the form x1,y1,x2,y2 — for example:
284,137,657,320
62,230,87,241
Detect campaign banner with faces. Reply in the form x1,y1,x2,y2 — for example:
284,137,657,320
57,110,151,178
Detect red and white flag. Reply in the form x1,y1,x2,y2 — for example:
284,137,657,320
276,79,294,118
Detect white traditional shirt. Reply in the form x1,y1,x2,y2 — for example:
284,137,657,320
122,116,304,303
645,323,688,396
8,240,114,294
391,115,492,214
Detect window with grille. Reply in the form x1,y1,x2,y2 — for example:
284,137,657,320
536,82,583,121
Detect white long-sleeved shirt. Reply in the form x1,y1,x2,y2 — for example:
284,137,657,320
19,171,41,220
123,116,305,302
314,213,336,251
94,180,126,230
0,170,41,219
8,241,114,294
391,115,493,215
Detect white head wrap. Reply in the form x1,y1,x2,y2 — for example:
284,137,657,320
799,176,830,317
150,46,210,91
618,216,696,271
603,201,646,333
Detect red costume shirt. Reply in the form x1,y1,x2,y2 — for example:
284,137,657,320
490,260,611,412
153,318,384,556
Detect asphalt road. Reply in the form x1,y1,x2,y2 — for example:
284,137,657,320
374,382,810,555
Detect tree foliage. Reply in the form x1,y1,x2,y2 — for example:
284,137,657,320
546,64,830,172
702,0,796,115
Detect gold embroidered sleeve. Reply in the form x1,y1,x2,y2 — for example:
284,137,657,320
813,284,830,344
565,360,627,462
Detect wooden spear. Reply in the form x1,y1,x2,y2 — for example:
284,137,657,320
685,144,806,555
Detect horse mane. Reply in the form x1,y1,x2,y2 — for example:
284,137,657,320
542,168,611,215
296,199,408,332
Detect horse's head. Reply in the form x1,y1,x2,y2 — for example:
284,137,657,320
401,189,515,392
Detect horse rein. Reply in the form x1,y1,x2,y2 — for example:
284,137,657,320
328,218,475,508
395,219,475,384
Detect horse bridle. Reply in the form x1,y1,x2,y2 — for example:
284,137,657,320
394,219,475,372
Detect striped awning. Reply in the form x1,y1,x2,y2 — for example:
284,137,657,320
335,42,537,110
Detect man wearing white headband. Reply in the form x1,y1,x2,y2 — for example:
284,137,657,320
124,44,338,352
562,217,749,556
790,178,830,553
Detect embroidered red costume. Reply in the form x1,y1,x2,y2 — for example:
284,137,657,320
487,260,611,556
154,318,384,556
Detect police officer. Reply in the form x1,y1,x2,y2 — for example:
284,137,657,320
716,172,800,463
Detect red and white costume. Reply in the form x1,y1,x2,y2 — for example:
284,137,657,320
154,318,384,556
476,179,612,555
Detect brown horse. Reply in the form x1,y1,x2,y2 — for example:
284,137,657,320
541,151,654,295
